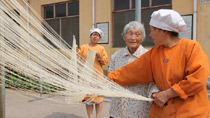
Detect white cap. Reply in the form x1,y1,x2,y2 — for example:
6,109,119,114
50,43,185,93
89,28,104,38
149,9,186,33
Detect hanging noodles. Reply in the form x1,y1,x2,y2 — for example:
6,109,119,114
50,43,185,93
0,0,153,103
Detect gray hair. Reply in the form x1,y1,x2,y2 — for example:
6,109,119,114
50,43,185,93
122,21,146,42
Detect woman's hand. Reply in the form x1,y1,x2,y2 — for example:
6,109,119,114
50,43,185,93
152,88,177,107
96,52,102,61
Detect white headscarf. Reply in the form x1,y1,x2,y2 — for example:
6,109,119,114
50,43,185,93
89,28,104,38
149,9,186,33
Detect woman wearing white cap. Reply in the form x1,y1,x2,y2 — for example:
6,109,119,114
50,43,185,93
109,21,159,118
108,9,209,118
78,28,109,118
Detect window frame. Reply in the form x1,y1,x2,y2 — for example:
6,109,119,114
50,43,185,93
112,0,172,12
42,1,79,47
43,1,79,19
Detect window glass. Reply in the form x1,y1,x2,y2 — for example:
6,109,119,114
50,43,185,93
46,19,60,34
45,19,60,48
113,11,135,47
44,6,53,19
114,0,130,10
56,3,66,17
132,0,149,8
68,1,79,16
61,17,79,47
132,0,135,8
152,0,171,6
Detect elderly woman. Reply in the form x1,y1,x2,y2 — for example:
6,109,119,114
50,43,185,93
109,21,159,118
108,9,209,118
78,28,109,118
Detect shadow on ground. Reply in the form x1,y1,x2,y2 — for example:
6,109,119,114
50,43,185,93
44,112,83,118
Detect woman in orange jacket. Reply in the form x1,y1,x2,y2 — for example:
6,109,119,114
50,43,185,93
78,28,109,118
108,9,209,118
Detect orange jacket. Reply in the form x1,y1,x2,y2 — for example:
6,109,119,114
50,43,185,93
108,39,210,118
78,44,109,74
78,44,109,102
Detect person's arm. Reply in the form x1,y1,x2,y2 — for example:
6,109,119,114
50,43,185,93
77,45,83,56
96,47,109,65
77,45,86,64
171,42,209,100
108,51,154,86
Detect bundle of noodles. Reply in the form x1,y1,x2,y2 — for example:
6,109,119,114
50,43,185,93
0,0,152,104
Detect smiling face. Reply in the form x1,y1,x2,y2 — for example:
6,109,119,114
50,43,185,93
124,28,142,53
90,32,101,45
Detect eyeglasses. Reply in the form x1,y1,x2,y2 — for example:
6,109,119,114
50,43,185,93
126,32,141,38
91,32,100,37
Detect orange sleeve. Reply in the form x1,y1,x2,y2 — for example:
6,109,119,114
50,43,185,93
99,47,109,65
77,45,87,61
108,51,154,86
77,45,83,56
172,42,209,100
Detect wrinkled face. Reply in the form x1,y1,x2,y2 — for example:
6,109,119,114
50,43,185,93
90,32,101,44
149,26,165,46
124,28,142,50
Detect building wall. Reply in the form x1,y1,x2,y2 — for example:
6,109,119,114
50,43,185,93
197,1,210,66
79,0,92,46
173,0,193,14
29,0,113,71
29,0,210,73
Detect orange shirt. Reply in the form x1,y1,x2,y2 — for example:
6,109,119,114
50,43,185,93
108,39,210,118
78,44,109,74
78,44,109,102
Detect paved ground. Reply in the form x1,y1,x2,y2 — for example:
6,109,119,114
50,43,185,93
5,88,210,118
5,89,111,118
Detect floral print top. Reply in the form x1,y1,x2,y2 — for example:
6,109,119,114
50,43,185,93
108,45,159,118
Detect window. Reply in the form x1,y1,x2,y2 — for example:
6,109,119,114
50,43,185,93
132,0,149,8
56,3,66,17
44,6,53,19
61,17,79,46
114,0,130,10
113,0,172,47
43,1,79,47
46,19,60,35
152,0,171,6
68,1,79,16
45,19,60,48
113,11,135,47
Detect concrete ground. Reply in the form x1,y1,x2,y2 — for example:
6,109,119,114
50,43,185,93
5,88,210,118
5,89,110,118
